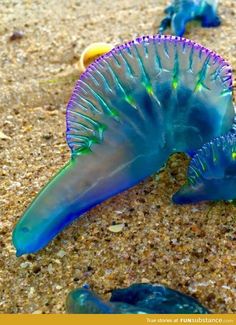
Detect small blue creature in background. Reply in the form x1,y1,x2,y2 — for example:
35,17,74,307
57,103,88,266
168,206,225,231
66,284,210,314
159,0,221,36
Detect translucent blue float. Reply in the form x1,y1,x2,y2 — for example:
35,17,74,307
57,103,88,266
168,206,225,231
13,35,234,256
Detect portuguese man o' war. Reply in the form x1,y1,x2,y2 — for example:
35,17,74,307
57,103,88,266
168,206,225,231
174,130,236,203
13,35,234,256
66,284,210,314
159,0,221,37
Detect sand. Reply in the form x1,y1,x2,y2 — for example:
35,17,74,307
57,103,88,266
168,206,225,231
0,0,236,314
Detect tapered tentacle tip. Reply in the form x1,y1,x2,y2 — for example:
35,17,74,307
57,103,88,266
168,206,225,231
15,249,24,257
172,190,188,205
13,235,26,257
12,225,34,257
172,184,205,204
12,229,23,257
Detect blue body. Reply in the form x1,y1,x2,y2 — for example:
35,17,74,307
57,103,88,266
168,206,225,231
173,130,236,203
66,284,210,314
159,0,220,37
12,35,234,255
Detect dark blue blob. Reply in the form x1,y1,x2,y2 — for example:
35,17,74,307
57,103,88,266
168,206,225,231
201,3,221,27
66,284,210,314
159,0,220,37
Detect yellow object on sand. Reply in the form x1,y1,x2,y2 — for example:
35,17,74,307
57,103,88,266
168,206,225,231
78,42,114,72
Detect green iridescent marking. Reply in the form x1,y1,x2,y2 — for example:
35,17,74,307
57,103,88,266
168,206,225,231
189,166,199,178
198,157,206,171
97,123,107,140
172,50,179,90
220,89,232,97
194,55,211,93
142,82,154,96
109,107,120,118
188,176,195,185
211,145,217,162
88,135,100,146
194,82,203,92
125,95,136,107
232,152,236,160
172,78,178,90
74,146,92,157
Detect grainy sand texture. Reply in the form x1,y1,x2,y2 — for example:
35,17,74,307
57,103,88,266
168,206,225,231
0,0,236,314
